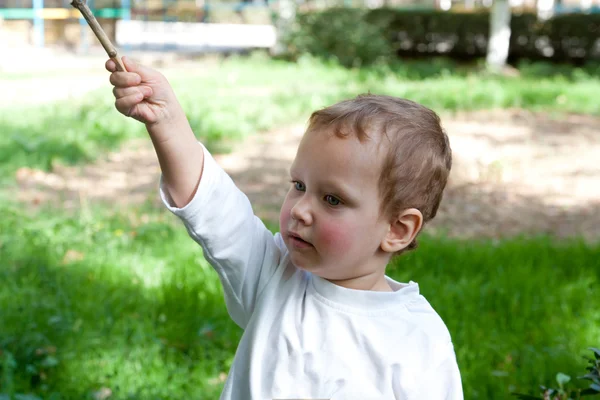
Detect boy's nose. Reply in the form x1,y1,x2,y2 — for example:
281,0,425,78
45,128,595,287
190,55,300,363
290,197,313,225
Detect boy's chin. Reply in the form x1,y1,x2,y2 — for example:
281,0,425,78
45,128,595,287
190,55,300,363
290,256,332,280
288,252,314,271
289,252,306,268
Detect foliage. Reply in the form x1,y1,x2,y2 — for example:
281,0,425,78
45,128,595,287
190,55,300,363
285,9,600,65
513,348,600,399
286,8,394,67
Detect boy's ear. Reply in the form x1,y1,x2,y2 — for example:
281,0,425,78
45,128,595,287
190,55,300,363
380,208,423,253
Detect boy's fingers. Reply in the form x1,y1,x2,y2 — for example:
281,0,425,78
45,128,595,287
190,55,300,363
115,93,144,115
109,71,142,88
113,86,153,99
105,59,116,73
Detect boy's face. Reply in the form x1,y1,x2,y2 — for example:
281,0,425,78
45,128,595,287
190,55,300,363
279,128,391,281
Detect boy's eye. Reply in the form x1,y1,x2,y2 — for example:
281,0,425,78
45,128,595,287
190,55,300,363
293,181,306,191
324,195,340,206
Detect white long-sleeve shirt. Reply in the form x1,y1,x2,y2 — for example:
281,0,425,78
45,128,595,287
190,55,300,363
161,144,463,400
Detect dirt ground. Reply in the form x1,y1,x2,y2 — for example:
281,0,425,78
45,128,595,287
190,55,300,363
13,108,600,243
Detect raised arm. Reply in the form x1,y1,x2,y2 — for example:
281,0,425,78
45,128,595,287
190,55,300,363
106,57,286,327
106,56,203,207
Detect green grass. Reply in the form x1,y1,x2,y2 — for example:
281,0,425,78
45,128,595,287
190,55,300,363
0,205,598,399
394,238,600,398
0,205,235,399
1,54,599,182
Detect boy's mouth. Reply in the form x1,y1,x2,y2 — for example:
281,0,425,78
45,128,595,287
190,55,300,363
288,232,313,248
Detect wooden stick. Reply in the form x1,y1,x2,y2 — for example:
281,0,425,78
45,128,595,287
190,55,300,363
70,0,127,72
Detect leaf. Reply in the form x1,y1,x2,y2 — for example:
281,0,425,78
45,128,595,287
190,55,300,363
578,373,600,384
1,351,17,368
556,372,571,386
581,388,600,396
25,364,38,375
590,383,600,392
40,355,59,368
590,348,600,360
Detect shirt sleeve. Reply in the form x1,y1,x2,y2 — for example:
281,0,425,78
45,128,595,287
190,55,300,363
410,344,464,400
160,142,285,329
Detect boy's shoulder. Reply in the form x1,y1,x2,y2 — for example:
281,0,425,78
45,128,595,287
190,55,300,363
402,289,454,345
407,296,452,347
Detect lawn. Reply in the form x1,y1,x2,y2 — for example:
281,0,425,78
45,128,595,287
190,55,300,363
1,55,599,399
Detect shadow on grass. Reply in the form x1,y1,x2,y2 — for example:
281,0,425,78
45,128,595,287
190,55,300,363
0,208,241,399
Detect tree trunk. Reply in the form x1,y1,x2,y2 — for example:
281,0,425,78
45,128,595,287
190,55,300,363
486,0,511,72
580,0,592,11
537,0,555,20
272,0,297,55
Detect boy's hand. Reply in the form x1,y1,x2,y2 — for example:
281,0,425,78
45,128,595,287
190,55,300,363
106,57,179,127
107,56,203,207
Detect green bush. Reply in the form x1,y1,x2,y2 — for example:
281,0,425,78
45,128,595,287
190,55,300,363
285,9,600,65
513,348,600,399
543,13,600,61
287,8,394,67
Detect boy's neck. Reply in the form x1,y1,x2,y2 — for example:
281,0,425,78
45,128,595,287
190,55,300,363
325,271,394,292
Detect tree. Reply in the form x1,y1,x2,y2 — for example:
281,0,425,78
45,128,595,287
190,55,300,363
486,0,512,72
272,0,297,55
537,0,555,20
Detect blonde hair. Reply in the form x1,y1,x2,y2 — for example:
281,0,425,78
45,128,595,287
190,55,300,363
307,94,452,253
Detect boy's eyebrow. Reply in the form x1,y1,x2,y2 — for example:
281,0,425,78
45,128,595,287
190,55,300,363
319,180,359,202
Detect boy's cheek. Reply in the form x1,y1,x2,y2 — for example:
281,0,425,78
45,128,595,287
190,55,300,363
317,221,355,252
279,203,291,232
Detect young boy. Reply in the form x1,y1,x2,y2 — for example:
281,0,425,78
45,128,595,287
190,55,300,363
106,57,463,399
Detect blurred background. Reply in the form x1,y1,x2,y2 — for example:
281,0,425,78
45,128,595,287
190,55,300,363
1,0,599,398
